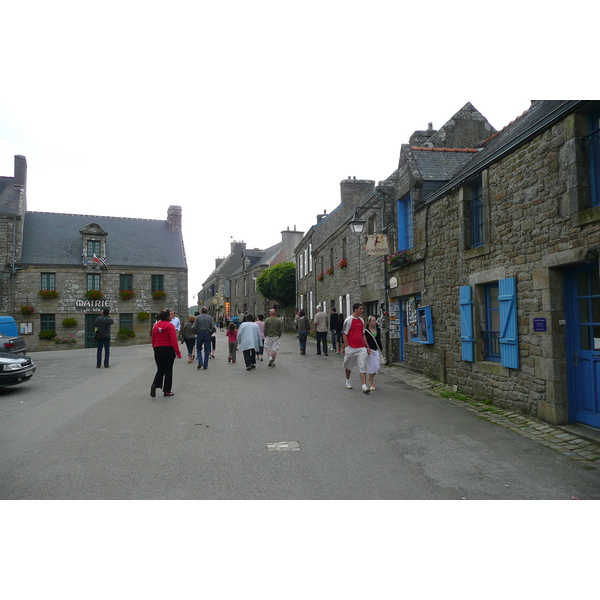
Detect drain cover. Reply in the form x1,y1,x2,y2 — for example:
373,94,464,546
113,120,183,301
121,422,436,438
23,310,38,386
267,441,301,451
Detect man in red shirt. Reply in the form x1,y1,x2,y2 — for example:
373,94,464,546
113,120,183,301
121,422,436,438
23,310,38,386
342,302,371,394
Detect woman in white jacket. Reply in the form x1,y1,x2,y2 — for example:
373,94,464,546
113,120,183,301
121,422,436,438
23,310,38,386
236,313,262,371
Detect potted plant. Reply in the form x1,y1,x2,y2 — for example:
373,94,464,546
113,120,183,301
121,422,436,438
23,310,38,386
117,328,136,340
326,266,334,276
62,317,78,328
317,272,324,282
152,290,166,300
387,251,410,269
20,304,35,315
39,329,57,340
39,290,59,299
137,311,150,321
338,258,347,269
85,289,104,300
119,289,135,300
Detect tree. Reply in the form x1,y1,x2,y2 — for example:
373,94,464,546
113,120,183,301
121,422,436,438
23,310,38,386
256,262,296,308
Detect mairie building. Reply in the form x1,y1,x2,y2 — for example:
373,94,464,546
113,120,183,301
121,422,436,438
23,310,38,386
0,155,187,351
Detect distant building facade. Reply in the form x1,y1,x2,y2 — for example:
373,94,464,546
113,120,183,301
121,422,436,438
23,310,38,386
0,156,188,351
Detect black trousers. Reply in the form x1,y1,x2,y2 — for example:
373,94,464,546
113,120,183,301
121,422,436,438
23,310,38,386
243,348,256,368
153,346,176,393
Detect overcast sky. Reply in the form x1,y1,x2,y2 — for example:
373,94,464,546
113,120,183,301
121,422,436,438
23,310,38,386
0,1,593,304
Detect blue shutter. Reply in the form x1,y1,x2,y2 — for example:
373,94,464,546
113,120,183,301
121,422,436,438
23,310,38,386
459,285,474,362
499,277,519,369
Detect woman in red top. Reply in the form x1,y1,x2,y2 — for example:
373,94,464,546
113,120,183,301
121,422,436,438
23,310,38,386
151,309,182,397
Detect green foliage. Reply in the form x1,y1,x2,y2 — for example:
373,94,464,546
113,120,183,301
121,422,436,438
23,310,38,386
62,317,78,328
137,311,150,321
39,329,57,340
117,328,136,339
256,262,296,308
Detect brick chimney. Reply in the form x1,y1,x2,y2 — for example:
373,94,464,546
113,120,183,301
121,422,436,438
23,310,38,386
340,177,375,206
14,155,27,188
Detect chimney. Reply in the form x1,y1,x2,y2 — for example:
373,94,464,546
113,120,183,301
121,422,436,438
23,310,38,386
14,155,27,188
281,226,304,253
167,205,182,231
340,177,375,206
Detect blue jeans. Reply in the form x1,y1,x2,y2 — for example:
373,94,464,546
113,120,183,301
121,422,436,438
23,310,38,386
298,330,307,353
96,338,110,367
196,332,212,368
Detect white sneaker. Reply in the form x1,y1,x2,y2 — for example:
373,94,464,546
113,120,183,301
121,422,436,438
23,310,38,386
345,380,353,389
362,385,370,394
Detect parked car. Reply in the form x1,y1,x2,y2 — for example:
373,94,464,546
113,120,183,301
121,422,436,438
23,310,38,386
0,352,36,388
0,316,27,355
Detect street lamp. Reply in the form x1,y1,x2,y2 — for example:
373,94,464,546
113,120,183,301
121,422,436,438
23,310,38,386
349,212,367,234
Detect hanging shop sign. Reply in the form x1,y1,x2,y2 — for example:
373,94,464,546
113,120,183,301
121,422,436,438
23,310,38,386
364,235,389,255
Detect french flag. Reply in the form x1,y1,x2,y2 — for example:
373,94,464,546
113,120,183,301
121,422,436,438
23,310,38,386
93,254,101,264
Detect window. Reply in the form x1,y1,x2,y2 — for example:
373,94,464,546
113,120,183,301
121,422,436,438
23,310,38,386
87,273,100,291
120,313,134,331
40,314,56,332
151,275,164,293
460,278,519,368
119,274,133,291
466,179,485,248
330,248,334,270
342,238,347,261
86,240,101,258
309,244,313,272
40,273,56,291
397,194,413,250
582,111,600,208
483,283,501,362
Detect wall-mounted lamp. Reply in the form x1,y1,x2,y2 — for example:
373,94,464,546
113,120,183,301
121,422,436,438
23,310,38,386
349,213,367,234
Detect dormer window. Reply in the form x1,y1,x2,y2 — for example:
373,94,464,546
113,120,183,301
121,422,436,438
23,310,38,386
80,223,109,268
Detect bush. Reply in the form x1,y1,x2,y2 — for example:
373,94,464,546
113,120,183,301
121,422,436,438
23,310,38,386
62,317,78,328
85,290,104,300
119,290,135,300
151,290,166,300
20,305,35,315
137,311,150,321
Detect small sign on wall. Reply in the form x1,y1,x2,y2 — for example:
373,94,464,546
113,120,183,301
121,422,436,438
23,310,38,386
533,318,547,332
20,322,33,335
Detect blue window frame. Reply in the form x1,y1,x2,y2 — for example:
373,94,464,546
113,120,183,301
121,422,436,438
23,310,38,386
397,194,413,250
582,112,600,208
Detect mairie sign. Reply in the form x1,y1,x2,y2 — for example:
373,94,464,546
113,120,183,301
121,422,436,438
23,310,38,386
364,235,389,255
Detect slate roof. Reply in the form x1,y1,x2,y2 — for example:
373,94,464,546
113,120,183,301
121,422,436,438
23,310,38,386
424,100,588,204
411,147,480,181
21,211,187,268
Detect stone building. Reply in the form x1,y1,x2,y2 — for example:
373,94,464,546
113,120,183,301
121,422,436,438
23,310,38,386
228,227,303,323
388,100,600,428
295,178,377,322
0,155,188,351
199,240,246,318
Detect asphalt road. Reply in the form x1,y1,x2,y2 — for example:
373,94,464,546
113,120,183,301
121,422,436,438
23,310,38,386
1,331,599,499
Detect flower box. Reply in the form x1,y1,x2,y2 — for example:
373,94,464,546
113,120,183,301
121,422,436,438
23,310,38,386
39,290,59,299
151,290,166,300
54,335,77,344
85,289,104,300
39,329,57,340
387,251,410,269
338,258,347,269
317,272,324,282
119,289,135,300
137,311,150,321
326,267,334,276
20,304,35,315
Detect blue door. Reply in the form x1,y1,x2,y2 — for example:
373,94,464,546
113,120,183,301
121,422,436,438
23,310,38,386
565,264,600,427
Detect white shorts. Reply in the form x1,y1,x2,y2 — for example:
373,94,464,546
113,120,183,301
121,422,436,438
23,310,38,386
264,336,280,352
366,349,381,374
343,346,368,374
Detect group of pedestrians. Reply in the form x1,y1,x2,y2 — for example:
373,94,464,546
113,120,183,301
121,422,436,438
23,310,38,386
295,302,383,394
95,302,382,399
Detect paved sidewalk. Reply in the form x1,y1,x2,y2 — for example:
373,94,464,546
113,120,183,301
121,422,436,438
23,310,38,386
381,361,600,469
